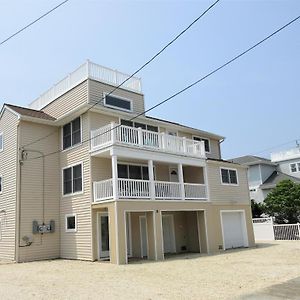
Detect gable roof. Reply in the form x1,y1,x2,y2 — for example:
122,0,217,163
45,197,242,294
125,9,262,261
260,171,300,190
4,104,56,121
230,155,276,166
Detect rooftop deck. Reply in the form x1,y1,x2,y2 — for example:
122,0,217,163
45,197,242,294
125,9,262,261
29,60,142,110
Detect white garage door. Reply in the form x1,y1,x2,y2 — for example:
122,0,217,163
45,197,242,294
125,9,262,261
221,211,248,249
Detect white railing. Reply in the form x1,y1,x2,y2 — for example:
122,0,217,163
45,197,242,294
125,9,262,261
90,123,206,158
93,179,113,201
118,178,150,199
91,123,112,149
29,61,142,110
184,183,207,200
93,179,207,202
271,147,300,162
273,224,300,240
155,181,182,200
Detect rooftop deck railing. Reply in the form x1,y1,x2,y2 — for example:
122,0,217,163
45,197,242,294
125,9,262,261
29,61,142,110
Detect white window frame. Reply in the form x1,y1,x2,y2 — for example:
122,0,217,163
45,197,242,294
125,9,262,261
192,135,211,153
119,118,160,133
65,213,77,233
104,93,133,113
220,167,239,186
0,175,2,194
0,132,3,152
117,162,155,180
61,116,82,151
290,162,300,173
62,162,84,197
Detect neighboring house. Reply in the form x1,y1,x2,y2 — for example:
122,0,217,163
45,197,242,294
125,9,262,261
271,147,300,179
231,155,300,203
0,60,255,264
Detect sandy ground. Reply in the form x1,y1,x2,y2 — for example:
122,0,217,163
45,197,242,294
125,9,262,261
0,241,299,300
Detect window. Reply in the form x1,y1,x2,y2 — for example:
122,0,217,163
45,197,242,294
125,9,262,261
290,162,300,173
0,176,2,193
193,136,210,152
0,133,3,152
104,95,132,112
63,164,83,195
62,117,81,150
65,214,77,232
120,119,158,132
221,168,238,185
117,164,150,180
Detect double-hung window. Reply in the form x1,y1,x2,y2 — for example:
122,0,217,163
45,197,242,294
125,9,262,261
193,136,210,153
63,164,83,195
290,162,300,173
221,168,238,185
117,164,150,180
62,117,81,150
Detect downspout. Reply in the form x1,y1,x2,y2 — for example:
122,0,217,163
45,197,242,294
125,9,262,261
15,123,20,262
218,138,225,159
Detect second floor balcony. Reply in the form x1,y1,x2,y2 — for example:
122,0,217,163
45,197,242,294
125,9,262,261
90,122,206,158
93,178,207,202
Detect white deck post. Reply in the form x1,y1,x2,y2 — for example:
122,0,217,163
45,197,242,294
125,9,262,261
183,137,187,153
148,160,155,200
112,155,118,200
138,127,143,146
178,163,185,200
111,122,116,144
161,132,166,150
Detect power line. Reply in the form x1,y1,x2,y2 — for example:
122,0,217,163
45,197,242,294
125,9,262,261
25,14,300,162
22,0,221,148
0,0,70,47
252,139,300,156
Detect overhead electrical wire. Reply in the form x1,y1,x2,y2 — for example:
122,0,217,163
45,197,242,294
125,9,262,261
25,14,300,162
22,0,221,148
0,0,70,47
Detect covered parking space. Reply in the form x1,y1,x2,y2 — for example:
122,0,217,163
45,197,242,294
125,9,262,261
160,210,208,257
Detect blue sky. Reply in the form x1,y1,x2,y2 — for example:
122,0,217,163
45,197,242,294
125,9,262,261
0,0,299,159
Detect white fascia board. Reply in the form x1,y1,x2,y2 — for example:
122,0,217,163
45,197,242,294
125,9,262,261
207,159,248,169
0,105,21,120
109,145,207,166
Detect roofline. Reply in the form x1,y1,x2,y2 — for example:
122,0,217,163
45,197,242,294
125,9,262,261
206,158,248,169
0,105,21,120
1,101,225,141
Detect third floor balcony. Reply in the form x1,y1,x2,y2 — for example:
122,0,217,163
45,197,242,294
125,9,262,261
90,122,206,159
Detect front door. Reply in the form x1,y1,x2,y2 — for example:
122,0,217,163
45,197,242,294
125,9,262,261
139,215,148,258
162,215,176,253
98,213,109,259
169,167,179,182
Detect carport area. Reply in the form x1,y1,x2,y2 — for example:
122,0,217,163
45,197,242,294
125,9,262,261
125,210,208,262
160,211,208,256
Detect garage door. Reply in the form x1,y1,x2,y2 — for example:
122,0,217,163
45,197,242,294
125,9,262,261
221,211,247,249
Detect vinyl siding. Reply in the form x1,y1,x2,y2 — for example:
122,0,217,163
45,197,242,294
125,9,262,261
42,81,88,119
277,158,300,178
89,111,119,132
88,79,145,115
18,121,60,262
0,110,18,260
207,161,250,204
60,112,92,260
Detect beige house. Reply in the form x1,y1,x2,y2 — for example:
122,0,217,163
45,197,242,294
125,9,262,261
0,61,255,264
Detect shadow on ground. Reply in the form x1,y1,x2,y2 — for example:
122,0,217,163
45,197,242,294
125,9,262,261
127,242,278,264
241,276,300,300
